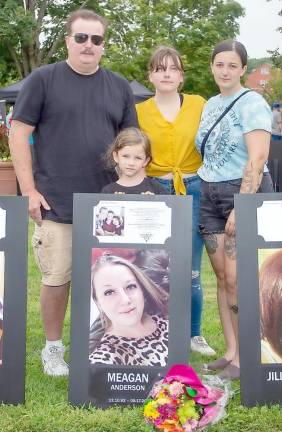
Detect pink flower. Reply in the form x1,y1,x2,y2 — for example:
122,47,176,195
154,417,164,427
182,418,198,431
150,381,164,398
169,381,184,398
157,403,177,418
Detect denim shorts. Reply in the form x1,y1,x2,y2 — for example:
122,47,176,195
199,173,273,235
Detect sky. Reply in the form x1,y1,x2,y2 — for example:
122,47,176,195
237,0,281,58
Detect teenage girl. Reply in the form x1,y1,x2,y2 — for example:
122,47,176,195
196,40,273,379
102,127,168,195
136,45,215,357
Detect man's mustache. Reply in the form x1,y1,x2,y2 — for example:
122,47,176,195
80,49,94,54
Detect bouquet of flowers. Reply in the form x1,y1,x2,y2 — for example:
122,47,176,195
144,365,229,431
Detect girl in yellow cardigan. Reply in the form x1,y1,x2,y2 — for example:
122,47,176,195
136,46,215,356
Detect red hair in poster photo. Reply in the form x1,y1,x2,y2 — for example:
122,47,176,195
260,249,282,364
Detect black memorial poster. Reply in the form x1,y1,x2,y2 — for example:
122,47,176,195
69,194,192,408
235,193,282,406
0,197,28,404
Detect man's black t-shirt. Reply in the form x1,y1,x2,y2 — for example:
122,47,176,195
101,177,169,195
13,61,138,223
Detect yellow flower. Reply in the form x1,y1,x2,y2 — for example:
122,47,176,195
157,396,171,405
159,419,182,431
144,401,159,419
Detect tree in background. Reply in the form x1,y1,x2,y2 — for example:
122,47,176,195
269,75,282,102
267,48,282,103
0,0,244,98
102,0,244,98
0,44,18,85
266,0,282,70
263,66,282,103
0,0,101,80
264,0,282,102
268,48,282,71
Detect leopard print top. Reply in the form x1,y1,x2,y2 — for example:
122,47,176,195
89,315,168,366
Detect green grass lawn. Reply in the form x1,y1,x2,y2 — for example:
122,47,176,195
0,223,281,432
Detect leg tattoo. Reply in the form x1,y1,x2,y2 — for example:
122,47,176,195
224,235,236,260
230,304,238,314
204,234,219,255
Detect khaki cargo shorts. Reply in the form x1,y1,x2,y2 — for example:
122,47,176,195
32,220,72,286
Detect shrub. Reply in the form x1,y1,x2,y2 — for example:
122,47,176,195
0,123,11,161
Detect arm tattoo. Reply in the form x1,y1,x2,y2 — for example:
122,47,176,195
240,165,254,193
241,162,263,194
204,234,219,255
224,235,236,260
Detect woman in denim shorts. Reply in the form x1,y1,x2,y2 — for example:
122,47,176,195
196,40,273,380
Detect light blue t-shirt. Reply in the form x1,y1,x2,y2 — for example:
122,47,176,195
196,88,271,182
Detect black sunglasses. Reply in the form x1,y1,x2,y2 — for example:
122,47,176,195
73,33,104,46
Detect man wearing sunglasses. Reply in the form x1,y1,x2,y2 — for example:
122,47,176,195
9,9,137,377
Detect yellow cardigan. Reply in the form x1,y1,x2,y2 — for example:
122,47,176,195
136,94,205,195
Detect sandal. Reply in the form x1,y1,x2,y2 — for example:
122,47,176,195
219,364,240,380
203,357,231,371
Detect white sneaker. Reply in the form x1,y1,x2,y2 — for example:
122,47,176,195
41,345,69,376
191,336,216,357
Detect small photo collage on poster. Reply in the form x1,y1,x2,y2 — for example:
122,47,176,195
258,248,282,365
94,204,125,238
93,201,171,244
89,248,170,367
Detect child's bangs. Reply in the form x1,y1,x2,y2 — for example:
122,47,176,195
150,51,183,73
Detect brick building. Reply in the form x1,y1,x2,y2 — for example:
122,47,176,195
246,63,272,94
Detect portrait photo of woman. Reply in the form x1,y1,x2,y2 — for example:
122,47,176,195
259,249,282,364
89,249,169,366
